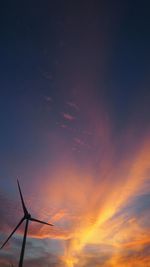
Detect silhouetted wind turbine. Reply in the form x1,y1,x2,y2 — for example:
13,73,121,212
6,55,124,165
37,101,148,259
1,179,53,267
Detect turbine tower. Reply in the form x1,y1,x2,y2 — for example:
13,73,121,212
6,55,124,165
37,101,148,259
1,180,53,267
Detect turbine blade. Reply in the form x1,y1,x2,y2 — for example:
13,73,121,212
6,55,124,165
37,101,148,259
17,179,28,215
0,217,24,249
30,217,53,226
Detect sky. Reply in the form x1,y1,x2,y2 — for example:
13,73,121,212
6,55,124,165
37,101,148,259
0,0,150,266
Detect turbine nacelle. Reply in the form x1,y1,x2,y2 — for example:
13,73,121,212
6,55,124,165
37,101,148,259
25,213,31,220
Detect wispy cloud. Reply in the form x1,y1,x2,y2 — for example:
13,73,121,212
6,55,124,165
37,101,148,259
62,113,76,121
67,102,79,111
44,96,53,102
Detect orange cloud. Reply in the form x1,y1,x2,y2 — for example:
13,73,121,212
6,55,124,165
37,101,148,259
21,134,150,267
2,93,149,267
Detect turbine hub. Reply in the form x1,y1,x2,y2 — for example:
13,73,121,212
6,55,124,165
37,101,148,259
26,213,31,219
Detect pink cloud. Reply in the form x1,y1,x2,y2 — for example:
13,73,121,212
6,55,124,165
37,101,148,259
74,138,85,146
62,113,75,121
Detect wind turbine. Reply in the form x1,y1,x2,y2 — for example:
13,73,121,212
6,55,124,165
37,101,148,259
1,179,53,267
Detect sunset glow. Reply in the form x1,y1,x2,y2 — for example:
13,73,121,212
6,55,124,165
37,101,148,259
0,1,150,266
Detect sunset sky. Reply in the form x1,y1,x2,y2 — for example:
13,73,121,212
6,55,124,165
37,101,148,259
0,1,150,266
